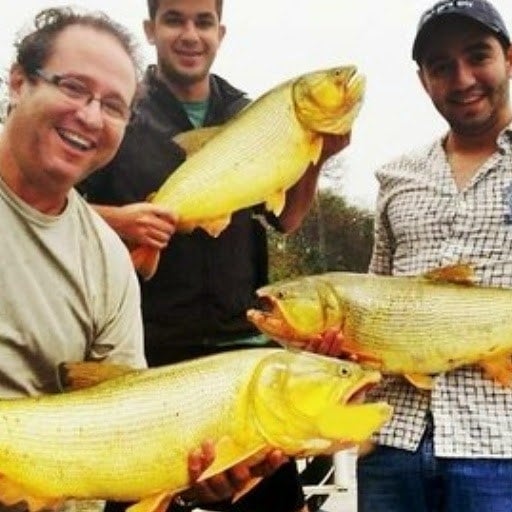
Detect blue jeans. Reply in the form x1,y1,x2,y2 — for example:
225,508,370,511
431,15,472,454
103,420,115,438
357,430,512,512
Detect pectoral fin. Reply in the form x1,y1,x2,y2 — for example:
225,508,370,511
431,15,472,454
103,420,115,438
403,373,434,390
58,362,138,391
130,246,161,281
0,474,63,512
480,355,512,386
309,135,324,165
265,190,286,216
126,493,173,512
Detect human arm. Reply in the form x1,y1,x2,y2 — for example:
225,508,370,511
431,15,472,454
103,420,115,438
278,132,351,233
91,203,178,250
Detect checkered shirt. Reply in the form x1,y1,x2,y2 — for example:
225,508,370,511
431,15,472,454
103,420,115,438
368,125,512,457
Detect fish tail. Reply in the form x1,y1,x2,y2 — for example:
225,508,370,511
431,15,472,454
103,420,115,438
130,246,161,281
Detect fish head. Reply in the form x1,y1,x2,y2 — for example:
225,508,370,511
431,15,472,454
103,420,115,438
247,276,343,347
248,350,392,455
293,65,366,135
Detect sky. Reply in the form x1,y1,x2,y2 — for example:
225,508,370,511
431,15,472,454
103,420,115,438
1,0,512,210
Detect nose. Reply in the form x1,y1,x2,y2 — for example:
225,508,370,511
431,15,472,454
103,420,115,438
75,98,104,129
180,20,200,41
451,60,476,88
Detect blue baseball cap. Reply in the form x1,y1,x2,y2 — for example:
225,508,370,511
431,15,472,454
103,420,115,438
412,0,511,62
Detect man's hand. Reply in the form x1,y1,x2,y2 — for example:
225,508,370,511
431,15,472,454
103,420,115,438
93,203,178,248
176,441,288,505
303,327,344,358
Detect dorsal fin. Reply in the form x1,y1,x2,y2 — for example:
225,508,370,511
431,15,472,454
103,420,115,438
172,126,223,156
424,263,475,285
57,361,137,391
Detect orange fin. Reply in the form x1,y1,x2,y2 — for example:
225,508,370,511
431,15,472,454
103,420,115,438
172,126,223,156
58,361,137,391
265,190,286,216
232,477,263,503
310,134,324,165
424,263,475,285
404,373,434,390
200,216,231,237
126,493,173,512
0,474,63,512
480,356,512,386
130,245,160,281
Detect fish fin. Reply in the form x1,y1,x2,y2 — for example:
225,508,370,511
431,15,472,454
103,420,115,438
199,216,232,237
265,190,286,216
58,361,138,391
309,135,324,165
480,356,512,386
126,493,172,512
130,246,161,281
145,192,157,202
0,474,63,512
232,477,263,503
172,126,223,156
317,402,393,442
404,373,434,390
198,438,266,481
423,263,475,285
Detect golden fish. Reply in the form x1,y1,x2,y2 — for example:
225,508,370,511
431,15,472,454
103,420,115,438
247,264,512,390
0,348,390,512
131,65,365,279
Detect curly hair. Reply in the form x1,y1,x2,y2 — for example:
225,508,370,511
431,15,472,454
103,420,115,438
15,7,141,77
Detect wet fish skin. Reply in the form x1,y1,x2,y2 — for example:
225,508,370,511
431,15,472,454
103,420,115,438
247,265,512,388
0,348,391,512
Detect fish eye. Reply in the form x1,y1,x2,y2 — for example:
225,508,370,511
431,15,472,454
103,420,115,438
338,364,352,378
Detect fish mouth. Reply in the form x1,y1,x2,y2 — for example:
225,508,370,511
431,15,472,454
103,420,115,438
247,296,305,344
341,371,382,406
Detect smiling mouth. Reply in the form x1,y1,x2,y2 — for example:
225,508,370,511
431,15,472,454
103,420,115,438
57,128,94,151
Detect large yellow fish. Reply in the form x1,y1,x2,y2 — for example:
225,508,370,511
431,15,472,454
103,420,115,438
131,65,365,279
0,348,390,512
247,264,512,390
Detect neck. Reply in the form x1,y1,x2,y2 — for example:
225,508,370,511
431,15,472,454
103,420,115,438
0,132,67,216
157,69,210,102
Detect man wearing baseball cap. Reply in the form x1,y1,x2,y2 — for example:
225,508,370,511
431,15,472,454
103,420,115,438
358,1,512,511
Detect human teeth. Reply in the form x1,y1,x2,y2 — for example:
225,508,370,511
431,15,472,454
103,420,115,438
58,129,92,150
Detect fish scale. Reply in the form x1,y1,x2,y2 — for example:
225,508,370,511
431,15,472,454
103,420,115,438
0,348,390,511
247,266,512,386
130,66,365,279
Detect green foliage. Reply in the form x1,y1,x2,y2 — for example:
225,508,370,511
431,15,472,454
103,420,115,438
268,189,374,282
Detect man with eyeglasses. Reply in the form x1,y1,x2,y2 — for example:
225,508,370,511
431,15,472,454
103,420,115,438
0,6,284,512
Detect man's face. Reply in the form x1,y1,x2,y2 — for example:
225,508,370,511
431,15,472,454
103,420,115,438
144,0,225,87
418,18,512,136
8,24,137,199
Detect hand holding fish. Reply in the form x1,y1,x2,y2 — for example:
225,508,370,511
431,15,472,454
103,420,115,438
280,132,352,233
95,203,178,249
177,442,288,506
303,327,345,358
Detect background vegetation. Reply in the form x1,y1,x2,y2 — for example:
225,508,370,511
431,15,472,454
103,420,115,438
268,187,374,282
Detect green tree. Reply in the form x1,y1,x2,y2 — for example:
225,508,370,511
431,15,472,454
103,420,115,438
268,189,374,282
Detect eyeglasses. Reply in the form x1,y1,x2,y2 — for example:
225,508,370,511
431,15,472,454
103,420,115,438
33,69,132,123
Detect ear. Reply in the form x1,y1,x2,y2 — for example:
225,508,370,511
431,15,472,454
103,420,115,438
506,45,512,78
218,24,226,44
8,63,28,109
417,66,429,94
143,19,156,45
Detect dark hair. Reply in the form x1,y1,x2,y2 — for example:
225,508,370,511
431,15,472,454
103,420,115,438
15,7,141,77
146,0,223,20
